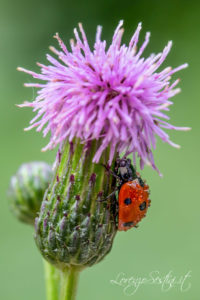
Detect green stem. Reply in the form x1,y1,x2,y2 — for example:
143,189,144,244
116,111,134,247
44,259,60,300
60,267,80,300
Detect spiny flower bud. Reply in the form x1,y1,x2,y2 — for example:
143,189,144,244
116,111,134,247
8,162,53,225
35,140,117,269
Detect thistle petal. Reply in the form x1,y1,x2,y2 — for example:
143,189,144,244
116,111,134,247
18,22,189,174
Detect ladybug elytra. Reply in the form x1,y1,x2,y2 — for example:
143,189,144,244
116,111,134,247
105,158,150,231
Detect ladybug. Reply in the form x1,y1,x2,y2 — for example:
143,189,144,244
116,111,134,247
104,158,150,231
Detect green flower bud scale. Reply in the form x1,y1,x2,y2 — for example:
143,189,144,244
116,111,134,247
8,162,53,225
35,139,117,270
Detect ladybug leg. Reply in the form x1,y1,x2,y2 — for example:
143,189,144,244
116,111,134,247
114,199,119,230
96,187,118,202
97,198,107,203
101,163,121,181
105,188,118,200
99,162,123,204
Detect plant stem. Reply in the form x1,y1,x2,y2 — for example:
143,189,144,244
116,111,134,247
44,259,60,300
60,267,80,300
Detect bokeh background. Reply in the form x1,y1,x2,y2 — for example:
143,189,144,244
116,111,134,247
0,0,199,299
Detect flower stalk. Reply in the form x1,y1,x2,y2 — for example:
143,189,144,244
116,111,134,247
60,267,80,300
44,260,60,300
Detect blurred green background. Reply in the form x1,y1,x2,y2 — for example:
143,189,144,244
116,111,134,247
0,0,199,299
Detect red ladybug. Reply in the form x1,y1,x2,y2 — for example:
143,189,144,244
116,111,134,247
105,158,150,231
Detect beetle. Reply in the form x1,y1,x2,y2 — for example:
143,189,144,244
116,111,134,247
103,158,150,231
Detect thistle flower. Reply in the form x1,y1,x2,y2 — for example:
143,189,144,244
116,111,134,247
16,21,191,300
18,21,189,173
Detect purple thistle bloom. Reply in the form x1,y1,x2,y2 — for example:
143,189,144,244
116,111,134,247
18,21,190,174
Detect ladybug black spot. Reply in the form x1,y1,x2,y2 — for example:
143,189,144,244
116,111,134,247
139,201,146,211
123,221,134,227
124,198,132,205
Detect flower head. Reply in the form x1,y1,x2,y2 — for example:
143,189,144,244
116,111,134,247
18,21,190,173
8,161,52,225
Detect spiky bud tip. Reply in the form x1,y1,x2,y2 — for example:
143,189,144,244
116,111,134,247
8,161,53,225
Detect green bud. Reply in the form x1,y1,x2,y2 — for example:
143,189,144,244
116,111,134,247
35,139,117,270
8,162,53,225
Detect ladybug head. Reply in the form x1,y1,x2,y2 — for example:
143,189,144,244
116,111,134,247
115,158,137,182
